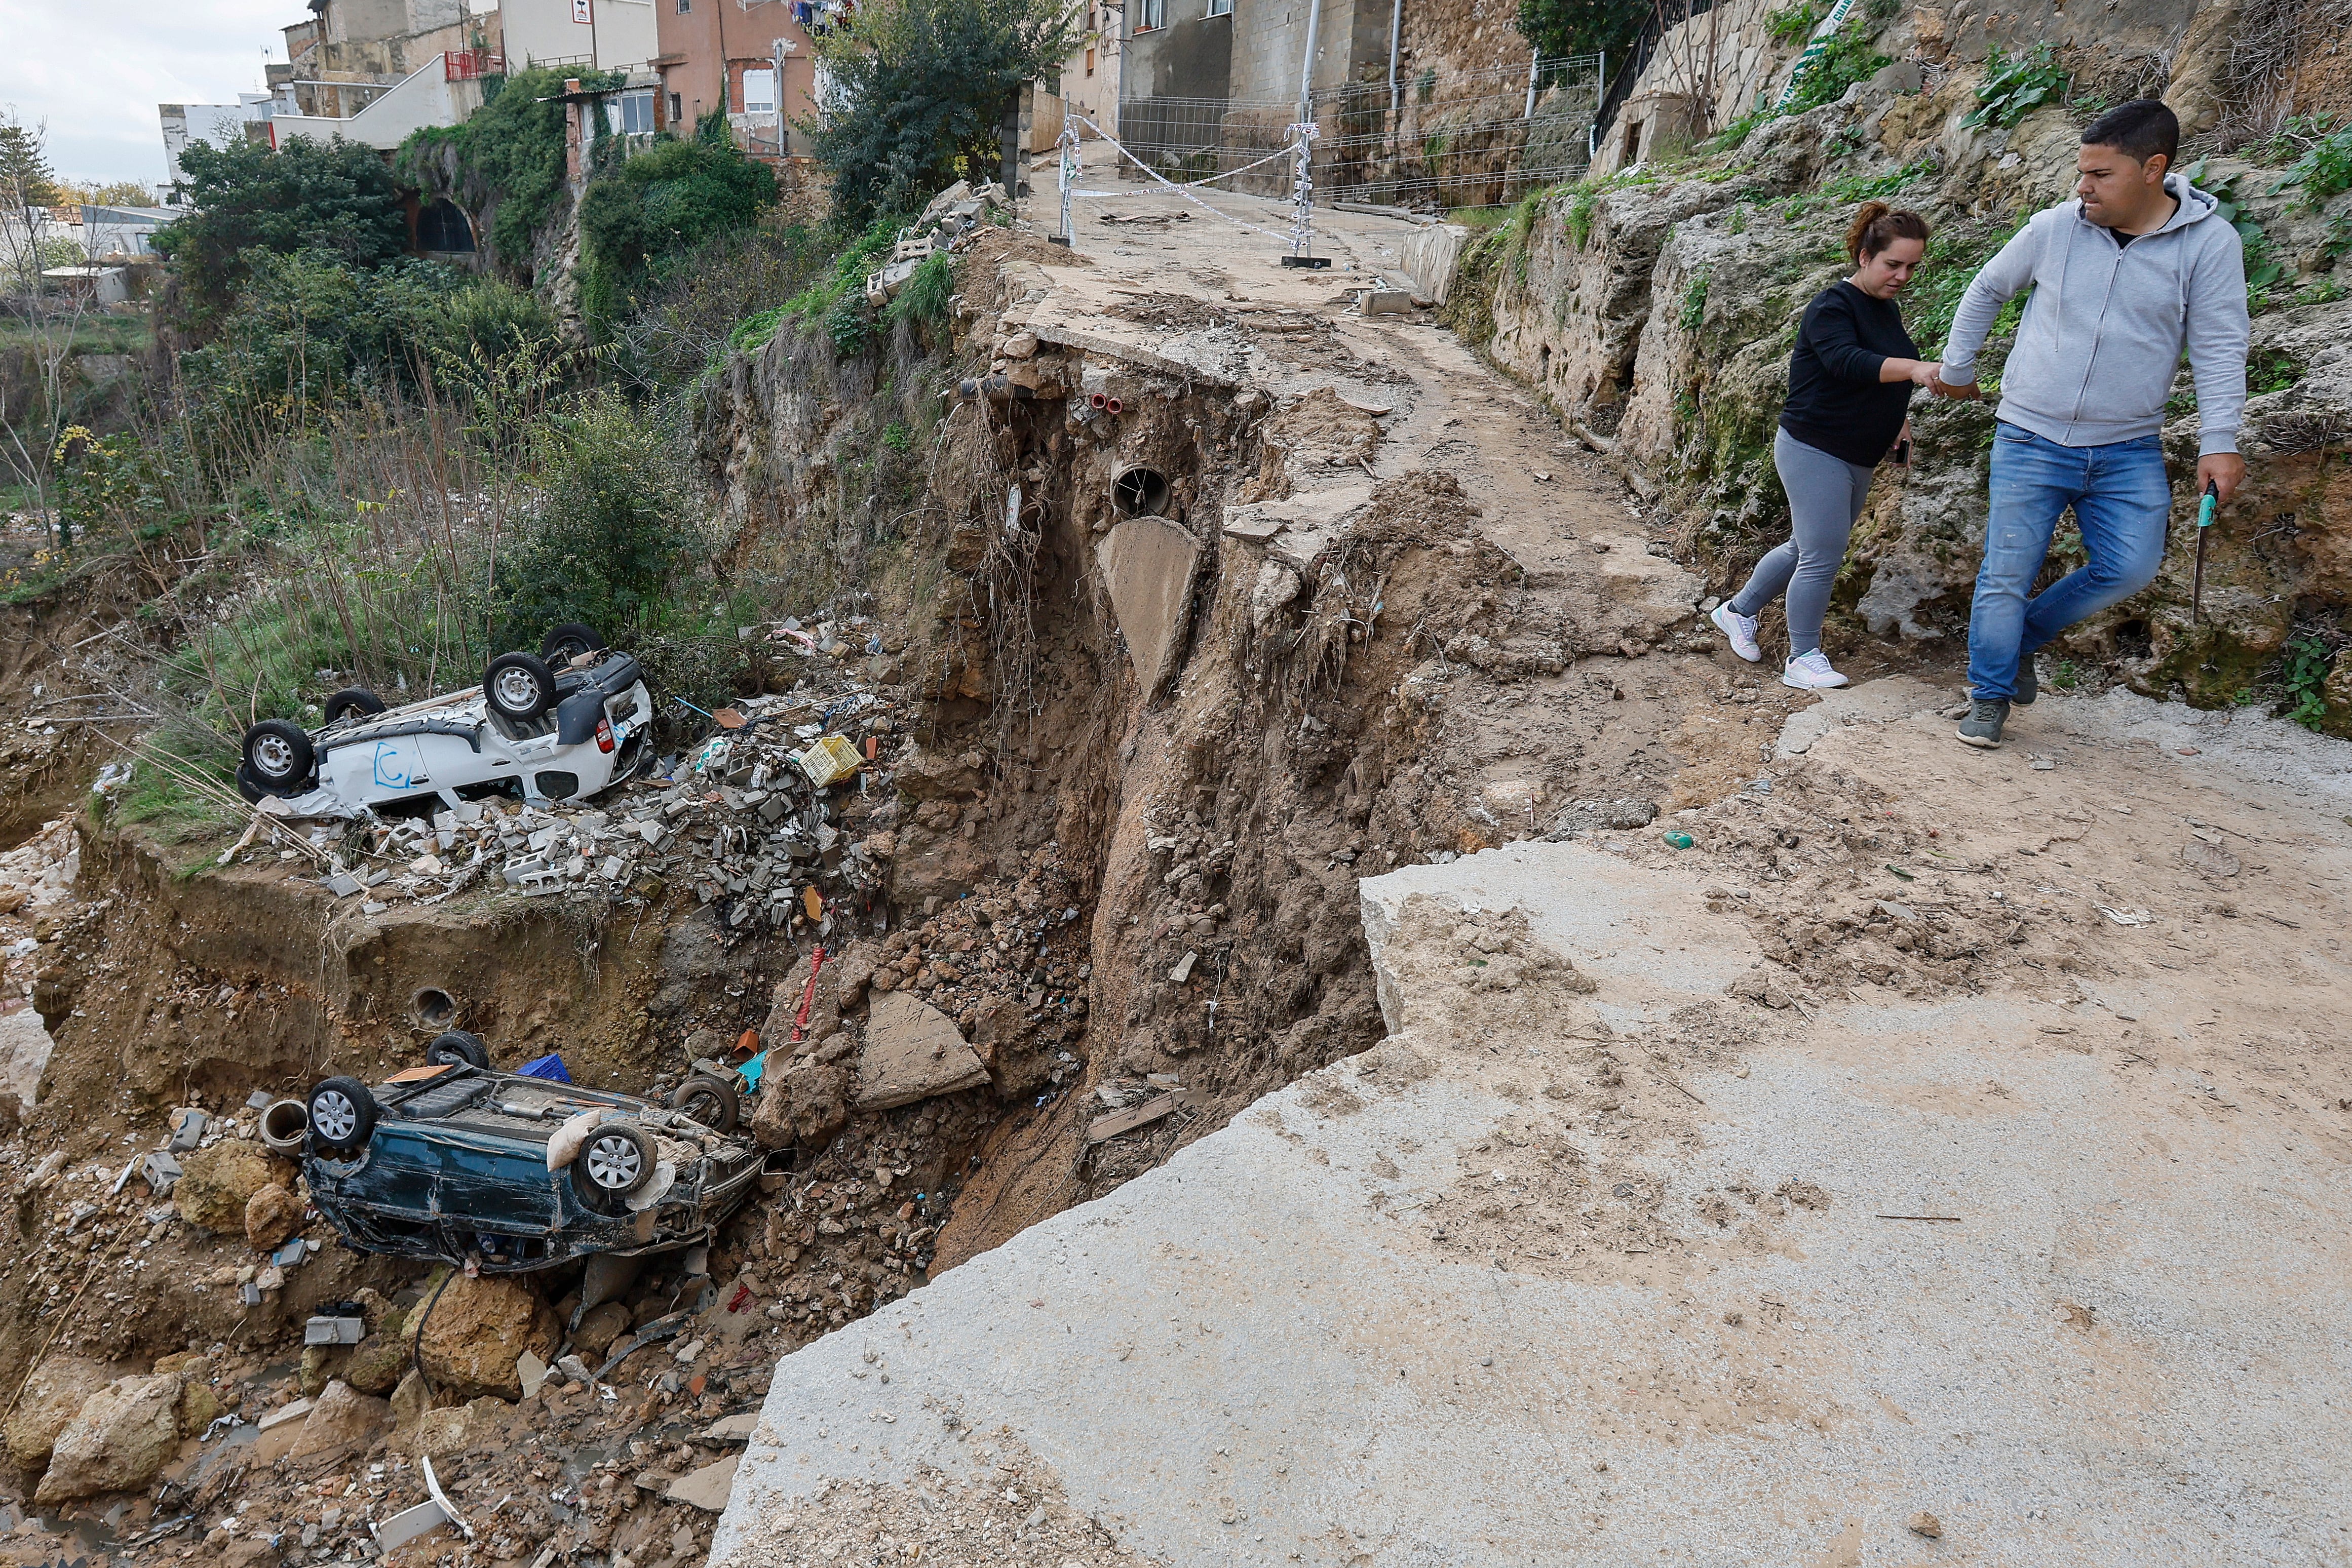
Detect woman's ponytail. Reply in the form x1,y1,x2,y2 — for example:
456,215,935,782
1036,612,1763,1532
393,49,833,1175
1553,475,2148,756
1846,201,1932,263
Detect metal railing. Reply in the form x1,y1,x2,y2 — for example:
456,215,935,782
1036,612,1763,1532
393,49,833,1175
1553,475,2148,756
1592,0,1716,153
1115,54,1604,210
444,49,507,81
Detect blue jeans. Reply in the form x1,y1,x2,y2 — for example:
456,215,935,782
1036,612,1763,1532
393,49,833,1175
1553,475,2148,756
1966,421,2171,702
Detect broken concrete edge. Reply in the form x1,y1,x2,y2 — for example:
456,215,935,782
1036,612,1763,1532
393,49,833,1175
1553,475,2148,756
1096,517,1205,699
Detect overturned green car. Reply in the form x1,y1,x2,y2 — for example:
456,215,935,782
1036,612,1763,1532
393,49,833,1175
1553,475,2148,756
300,1033,762,1274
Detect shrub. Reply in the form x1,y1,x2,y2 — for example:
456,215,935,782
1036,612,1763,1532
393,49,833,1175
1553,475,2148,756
1784,24,1890,114
2273,119,2352,209
497,389,714,644
1961,45,2069,131
576,136,778,339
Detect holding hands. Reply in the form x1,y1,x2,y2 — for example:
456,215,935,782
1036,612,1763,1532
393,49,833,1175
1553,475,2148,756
1927,367,1980,400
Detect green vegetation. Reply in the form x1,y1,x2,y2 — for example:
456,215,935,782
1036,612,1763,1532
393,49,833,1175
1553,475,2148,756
150,136,409,324
576,134,778,339
1678,270,1710,331
1565,187,1597,250
1515,0,1651,63
1961,44,2070,131
1784,24,1891,115
2271,118,2352,209
808,0,1077,225
399,67,622,270
2250,346,2303,395
1765,0,1827,49
0,112,62,208
1903,215,2029,347
2279,635,2334,730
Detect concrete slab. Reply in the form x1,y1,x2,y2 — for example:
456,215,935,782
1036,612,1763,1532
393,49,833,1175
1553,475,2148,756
853,992,991,1111
715,841,2348,1567
1096,516,1204,696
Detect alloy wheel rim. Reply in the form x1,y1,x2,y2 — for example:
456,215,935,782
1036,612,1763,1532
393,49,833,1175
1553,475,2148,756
314,1090,356,1141
586,1134,642,1190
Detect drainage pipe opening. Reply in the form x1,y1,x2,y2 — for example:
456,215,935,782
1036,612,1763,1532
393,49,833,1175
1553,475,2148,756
1111,466,1170,518
411,987,458,1029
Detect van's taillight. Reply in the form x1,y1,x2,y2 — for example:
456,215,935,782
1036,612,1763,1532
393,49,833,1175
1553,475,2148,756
595,717,615,753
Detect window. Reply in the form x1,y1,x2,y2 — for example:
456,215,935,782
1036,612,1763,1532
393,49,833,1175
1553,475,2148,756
676,0,689,11
742,67,776,113
619,88,656,133
1135,0,1163,30
668,91,683,126
1085,46,1096,74
1206,0,1231,14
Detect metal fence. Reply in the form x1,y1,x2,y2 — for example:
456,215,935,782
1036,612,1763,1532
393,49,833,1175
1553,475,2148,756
1113,55,1604,210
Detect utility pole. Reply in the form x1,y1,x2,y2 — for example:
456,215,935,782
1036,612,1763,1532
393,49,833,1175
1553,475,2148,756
1282,0,1328,266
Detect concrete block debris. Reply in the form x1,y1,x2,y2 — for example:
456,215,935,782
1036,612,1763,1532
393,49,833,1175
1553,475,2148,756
139,1152,182,1194
303,1315,365,1347
853,993,992,1111
372,1499,451,1552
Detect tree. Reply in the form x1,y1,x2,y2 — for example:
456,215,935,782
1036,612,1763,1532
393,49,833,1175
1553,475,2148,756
1516,0,1652,64
150,135,409,323
0,111,62,211
808,0,1077,225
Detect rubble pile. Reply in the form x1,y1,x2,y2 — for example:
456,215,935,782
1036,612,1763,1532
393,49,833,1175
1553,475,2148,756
285,652,908,947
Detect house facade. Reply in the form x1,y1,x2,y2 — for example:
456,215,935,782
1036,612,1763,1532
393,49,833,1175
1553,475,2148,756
650,0,824,154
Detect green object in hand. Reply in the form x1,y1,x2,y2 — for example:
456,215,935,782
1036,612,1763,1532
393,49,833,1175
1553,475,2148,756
2197,482,2218,530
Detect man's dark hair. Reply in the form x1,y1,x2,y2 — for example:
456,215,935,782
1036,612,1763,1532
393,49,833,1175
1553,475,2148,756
2081,98,2180,170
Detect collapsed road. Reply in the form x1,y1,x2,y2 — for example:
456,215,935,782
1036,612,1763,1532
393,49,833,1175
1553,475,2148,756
0,143,2345,1568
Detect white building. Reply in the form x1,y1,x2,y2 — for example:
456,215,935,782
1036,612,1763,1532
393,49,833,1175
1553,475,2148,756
500,0,659,72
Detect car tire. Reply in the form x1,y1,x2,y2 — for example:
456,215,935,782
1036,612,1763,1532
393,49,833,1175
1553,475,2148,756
241,720,315,795
322,687,388,727
540,623,606,665
484,652,557,721
424,1031,491,1071
307,1076,378,1158
668,1074,740,1134
571,1123,656,1208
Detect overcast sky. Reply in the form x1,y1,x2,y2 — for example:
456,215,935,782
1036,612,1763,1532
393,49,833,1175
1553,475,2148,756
1,0,293,186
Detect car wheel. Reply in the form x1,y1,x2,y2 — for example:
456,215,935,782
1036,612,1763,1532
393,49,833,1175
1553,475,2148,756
540,622,606,665
424,1030,491,1071
242,720,315,795
668,1074,741,1134
572,1123,656,1204
322,687,388,727
484,652,557,721
307,1076,378,1158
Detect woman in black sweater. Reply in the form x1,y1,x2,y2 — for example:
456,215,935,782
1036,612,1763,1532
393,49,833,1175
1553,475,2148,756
1710,202,1943,688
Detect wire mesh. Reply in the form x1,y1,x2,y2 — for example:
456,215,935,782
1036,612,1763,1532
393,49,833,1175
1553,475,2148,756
1113,55,1603,211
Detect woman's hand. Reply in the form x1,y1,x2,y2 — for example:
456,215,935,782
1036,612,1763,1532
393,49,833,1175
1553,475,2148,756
1908,360,1944,387
1892,419,1914,466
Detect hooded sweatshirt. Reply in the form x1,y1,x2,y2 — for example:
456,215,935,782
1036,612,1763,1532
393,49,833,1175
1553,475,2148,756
1939,173,2249,455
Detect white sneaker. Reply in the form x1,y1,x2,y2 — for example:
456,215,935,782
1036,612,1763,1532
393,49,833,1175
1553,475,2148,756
1782,649,1850,689
1710,603,1761,662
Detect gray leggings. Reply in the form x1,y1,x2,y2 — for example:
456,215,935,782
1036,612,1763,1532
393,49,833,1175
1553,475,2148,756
1729,427,1876,657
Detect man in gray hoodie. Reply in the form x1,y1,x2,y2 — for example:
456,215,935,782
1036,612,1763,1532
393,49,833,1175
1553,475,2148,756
1933,98,2249,748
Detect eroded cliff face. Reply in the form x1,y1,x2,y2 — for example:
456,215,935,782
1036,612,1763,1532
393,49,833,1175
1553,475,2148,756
1457,0,2352,727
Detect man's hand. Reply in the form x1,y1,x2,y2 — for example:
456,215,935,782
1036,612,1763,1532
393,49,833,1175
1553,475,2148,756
1927,372,1981,401
2197,451,2247,503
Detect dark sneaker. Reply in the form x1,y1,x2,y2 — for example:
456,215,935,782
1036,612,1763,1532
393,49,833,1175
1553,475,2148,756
1956,697,2010,749
2014,657,2037,706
